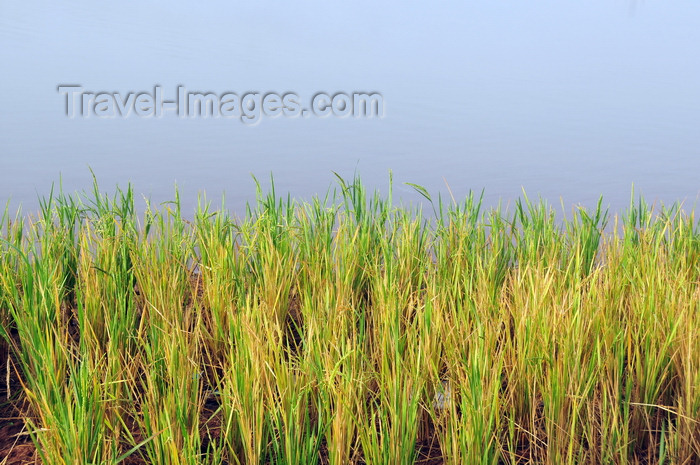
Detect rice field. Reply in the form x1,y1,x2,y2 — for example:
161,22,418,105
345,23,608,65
0,174,698,465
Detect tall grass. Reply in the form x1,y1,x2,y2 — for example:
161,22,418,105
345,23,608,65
0,176,698,464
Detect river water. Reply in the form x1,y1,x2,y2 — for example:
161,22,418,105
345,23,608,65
1,1,699,217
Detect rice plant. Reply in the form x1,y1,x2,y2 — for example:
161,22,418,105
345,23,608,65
0,175,697,465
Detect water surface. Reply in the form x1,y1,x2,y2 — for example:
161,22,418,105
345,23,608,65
1,1,699,216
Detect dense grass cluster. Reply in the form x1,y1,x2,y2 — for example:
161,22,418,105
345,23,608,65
1,175,698,465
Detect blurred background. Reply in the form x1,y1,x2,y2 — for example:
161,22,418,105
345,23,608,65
1,0,699,216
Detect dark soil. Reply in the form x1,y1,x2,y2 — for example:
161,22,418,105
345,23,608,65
0,345,37,465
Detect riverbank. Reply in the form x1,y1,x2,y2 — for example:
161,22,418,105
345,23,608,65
1,176,698,464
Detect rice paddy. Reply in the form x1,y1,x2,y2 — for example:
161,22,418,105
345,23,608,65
0,174,698,464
